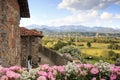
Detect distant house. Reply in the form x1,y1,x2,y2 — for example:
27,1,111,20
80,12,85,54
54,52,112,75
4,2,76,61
20,27,43,67
0,0,30,66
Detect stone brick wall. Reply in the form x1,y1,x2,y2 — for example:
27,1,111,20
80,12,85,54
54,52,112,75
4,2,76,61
0,0,21,66
21,36,42,67
39,46,68,65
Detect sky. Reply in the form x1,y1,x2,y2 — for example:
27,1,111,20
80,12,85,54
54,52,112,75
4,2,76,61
20,0,120,28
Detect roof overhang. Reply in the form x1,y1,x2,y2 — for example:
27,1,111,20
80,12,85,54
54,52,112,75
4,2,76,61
18,0,30,18
20,27,43,37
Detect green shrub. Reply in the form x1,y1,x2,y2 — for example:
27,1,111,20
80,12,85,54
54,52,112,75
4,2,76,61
59,45,81,60
78,44,84,46
107,50,120,61
86,42,91,47
67,41,75,45
53,40,67,50
108,43,120,50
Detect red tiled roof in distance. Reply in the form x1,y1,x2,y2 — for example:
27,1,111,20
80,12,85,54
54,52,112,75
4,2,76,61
20,27,43,37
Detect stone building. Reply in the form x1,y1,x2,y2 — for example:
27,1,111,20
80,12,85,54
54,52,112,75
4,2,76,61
20,27,68,67
0,0,69,67
0,0,30,66
20,27,43,67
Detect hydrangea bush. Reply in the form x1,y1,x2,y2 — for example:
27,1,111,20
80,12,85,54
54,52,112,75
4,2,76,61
0,61,120,80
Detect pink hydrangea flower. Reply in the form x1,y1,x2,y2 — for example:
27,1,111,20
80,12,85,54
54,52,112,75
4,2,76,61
6,70,20,79
48,67,54,72
37,76,47,80
92,77,96,80
52,66,58,70
84,64,93,69
77,64,84,68
9,66,21,71
0,75,8,80
111,67,118,73
51,77,56,80
0,68,9,74
57,66,65,73
110,74,117,80
40,64,49,70
90,67,99,75
47,72,54,79
38,71,48,77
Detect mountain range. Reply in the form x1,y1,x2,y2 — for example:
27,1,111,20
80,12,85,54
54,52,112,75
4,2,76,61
25,24,120,33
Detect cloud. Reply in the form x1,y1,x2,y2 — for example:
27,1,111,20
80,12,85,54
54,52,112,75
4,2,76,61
44,11,99,26
44,11,120,28
115,14,120,19
100,12,113,19
108,0,120,5
58,0,120,11
55,0,120,28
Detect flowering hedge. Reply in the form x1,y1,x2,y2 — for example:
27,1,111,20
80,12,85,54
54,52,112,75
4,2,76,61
0,61,120,80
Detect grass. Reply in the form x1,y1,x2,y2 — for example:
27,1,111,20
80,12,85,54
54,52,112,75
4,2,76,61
77,42,120,57
91,43,109,49
81,48,107,57
76,42,120,64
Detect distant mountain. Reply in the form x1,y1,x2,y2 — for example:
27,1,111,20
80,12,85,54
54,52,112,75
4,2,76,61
26,24,120,33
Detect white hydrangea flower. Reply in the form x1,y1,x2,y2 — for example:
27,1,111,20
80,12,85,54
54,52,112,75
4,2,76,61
94,60,110,75
65,62,79,76
20,71,29,80
20,69,39,80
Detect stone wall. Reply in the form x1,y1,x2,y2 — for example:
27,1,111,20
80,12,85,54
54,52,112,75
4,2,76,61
39,46,68,65
21,36,42,67
0,0,21,66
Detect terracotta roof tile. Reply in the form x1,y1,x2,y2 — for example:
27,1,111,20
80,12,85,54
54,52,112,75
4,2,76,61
20,27,43,37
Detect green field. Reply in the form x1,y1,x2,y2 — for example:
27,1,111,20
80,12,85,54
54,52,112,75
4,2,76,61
81,48,120,56
77,42,120,57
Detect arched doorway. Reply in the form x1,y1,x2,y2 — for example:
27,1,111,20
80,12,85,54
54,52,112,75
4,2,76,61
28,55,32,69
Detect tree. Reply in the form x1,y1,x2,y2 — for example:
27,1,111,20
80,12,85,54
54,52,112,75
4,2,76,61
53,40,67,50
87,42,91,47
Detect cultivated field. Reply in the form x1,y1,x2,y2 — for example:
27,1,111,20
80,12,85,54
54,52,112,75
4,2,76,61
77,42,120,57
